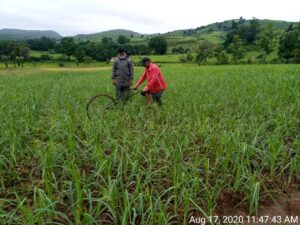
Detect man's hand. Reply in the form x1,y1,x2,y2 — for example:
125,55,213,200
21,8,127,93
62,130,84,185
142,86,149,92
132,84,138,90
112,79,116,85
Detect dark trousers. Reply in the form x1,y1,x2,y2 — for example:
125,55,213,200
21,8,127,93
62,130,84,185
116,84,130,101
141,90,164,106
152,92,163,105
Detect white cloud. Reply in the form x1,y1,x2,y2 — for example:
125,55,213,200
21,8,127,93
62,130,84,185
0,0,299,35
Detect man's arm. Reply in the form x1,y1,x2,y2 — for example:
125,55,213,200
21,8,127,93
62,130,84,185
129,60,134,85
129,60,134,80
133,71,146,89
112,60,117,80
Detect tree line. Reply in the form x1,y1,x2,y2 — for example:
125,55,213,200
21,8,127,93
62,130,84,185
0,21,299,67
192,21,300,64
0,35,168,67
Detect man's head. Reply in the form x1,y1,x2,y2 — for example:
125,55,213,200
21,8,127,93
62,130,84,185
141,57,151,68
119,48,127,58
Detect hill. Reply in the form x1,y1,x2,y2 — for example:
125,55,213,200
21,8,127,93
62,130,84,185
74,29,142,42
0,18,294,53
0,28,62,40
72,19,292,53
160,19,292,51
165,19,291,36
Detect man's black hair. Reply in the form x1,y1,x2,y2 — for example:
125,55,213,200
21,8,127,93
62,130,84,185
141,57,151,66
119,48,126,53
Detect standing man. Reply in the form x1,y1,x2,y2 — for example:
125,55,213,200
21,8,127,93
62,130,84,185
112,48,134,101
133,57,167,106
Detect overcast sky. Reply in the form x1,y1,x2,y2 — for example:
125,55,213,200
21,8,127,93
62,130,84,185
1,0,300,36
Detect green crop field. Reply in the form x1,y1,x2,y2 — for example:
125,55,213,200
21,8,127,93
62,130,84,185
0,64,299,224
30,51,63,60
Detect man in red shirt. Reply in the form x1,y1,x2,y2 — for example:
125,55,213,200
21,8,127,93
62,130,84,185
133,57,167,106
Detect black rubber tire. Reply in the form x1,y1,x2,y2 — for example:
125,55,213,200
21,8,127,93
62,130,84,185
86,94,117,120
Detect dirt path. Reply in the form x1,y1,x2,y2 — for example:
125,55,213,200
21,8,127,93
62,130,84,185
0,66,111,76
41,67,111,72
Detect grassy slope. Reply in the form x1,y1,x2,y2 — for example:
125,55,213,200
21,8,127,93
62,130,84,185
71,19,292,53
19,19,294,64
74,29,142,42
0,28,62,40
7,19,293,61
0,64,299,224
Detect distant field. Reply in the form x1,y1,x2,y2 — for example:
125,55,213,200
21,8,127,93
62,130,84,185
22,50,280,66
0,64,299,224
30,50,63,59
128,31,226,53
164,31,226,52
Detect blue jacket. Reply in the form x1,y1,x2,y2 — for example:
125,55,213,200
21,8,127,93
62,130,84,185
112,57,134,86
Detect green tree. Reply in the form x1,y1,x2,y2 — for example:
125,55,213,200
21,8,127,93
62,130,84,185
185,48,191,53
101,37,117,61
27,36,55,51
1,55,10,68
248,19,260,43
172,47,184,54
60,37,76,60
74,47,85,65
179,54,194,63
216,50,229,65
17,45,30,60
227,35,245,64
117,35,129,45
214,45,228,65
148,36,167,55
224,19,260,47
258,23,278,63
195,41,214,65
83,56,92,64
135,44,150,55
278,22,300,63
0,41,30,67
231,21,238,30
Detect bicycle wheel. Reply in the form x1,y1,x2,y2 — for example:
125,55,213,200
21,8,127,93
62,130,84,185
86,94,117,120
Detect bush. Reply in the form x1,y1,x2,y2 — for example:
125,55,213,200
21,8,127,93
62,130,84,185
270,57,285,64
57,55,67,62
83,56,93,65
48,49,56,54
172,47,185,54
29,56,40,62
216,51,229,65
254,54,265,64
186,54,194,62
58,62,65,67
179,56,187,63
40,54,52,61
287,57,300,64
247,57,256,64
179,54,194,63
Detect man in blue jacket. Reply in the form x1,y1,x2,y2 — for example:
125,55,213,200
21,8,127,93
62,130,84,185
112,48,134,101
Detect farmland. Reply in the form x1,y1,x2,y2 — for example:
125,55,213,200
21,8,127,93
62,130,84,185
0,64,300,224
